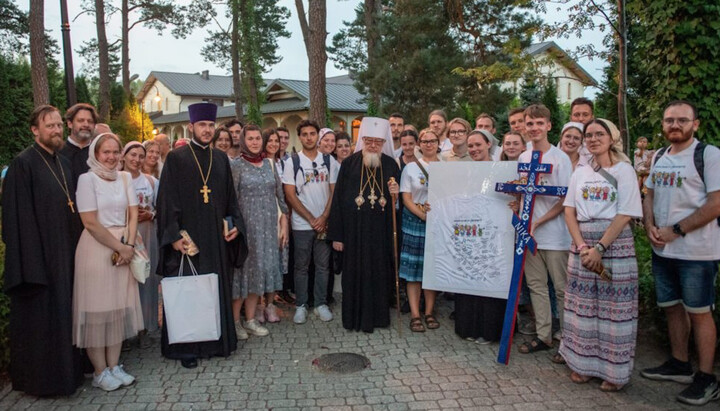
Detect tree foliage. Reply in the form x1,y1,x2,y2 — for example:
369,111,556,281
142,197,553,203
109,98,155,145
629,0,720,146
197,0,290,123
0,0,28,57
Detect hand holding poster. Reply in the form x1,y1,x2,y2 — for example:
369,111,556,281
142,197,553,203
422,161,518,299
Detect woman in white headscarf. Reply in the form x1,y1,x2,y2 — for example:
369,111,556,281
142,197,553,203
73,133,144,392
558,119,641,391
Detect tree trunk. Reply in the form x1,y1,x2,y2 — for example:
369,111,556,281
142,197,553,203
307,0,328,125
122,0,131,98
617,0,630,155
60,0,76,108
96,0,111,121
231,0,245,121
364,0,381,113
240,0,260,121
29,0,49,106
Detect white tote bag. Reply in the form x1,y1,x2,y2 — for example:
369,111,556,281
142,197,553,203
161,255,222,344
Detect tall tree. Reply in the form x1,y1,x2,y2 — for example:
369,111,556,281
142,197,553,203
197,0,290,123
120,0,189,97
28,0,48,106
0,0,28,56
540,0,630,154
95,0,111,121
363,0,381,113
330,0,467,126
295,0,328,125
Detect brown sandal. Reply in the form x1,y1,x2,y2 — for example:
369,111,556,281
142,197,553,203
424,314,440,329
410,317,425,332
570,372,592,384
599,381,625,392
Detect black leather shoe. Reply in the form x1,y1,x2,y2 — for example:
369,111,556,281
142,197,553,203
181,358,198,369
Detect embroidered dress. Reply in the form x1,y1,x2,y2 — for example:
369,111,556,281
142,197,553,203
559,221,638,385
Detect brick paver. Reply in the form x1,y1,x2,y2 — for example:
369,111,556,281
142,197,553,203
1,295,717,410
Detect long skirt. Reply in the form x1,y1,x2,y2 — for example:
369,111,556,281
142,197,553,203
454,294,506,341
399,208,425,282
137,220,160,332
73,227,144,348
559,219,638,386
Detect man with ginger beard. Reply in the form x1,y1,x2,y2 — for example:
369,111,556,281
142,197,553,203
59,103,98,185
328,117,400,332
2,105,84,395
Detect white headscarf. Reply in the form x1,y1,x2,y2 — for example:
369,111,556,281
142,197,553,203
353,117,395,157
87,132,122,180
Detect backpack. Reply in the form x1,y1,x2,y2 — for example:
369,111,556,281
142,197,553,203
291,152,331,195
652,141,720,226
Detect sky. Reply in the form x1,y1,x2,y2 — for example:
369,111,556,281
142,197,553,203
31,1,605,96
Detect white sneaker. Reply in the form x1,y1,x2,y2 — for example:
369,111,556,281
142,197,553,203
244,319,269,336
235,320,248,340
314,304,333,322
110,365,135,386
294,305,308,324
92,368,122,392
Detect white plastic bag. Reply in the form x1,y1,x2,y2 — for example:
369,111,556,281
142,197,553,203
161,255,221,344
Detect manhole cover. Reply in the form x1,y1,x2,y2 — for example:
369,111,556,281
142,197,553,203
312,352,370,374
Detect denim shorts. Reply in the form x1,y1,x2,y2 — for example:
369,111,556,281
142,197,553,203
652,252,719,313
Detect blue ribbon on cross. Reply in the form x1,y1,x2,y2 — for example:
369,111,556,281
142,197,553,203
494,150,568,364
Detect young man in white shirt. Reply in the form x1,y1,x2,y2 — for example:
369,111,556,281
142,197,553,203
516,104,573,355
389,113,405,158
640,100,720,406
282,120,339,324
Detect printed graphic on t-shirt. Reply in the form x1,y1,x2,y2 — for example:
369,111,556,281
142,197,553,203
304,169,328,184
650,170,684,188
419,172,427,187
453,223,482,237
581,185,616,202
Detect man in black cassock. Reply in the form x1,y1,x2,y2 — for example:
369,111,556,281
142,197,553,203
2,105,84,396
328,117,400,332
156,102,247,369
58,103,98,185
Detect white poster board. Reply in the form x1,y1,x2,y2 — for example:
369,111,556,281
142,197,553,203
422,161,518,299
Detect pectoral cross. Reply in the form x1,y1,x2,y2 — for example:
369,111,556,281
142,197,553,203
368,188,378,208
68,199,75,213
200,185,211,203
494,151,568,365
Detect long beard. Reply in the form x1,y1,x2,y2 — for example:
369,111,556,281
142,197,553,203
664,127,693,144
363,152,381,168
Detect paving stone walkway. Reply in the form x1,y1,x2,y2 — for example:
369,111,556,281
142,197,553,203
2,295,717,410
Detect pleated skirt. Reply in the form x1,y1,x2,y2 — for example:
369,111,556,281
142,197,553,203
73,226,144,348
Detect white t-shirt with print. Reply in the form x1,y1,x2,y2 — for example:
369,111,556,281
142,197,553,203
564,162,642,221
645,139,720,260
400,160,430,204
282,151,339,231
518,145,572,250
131,173,158,212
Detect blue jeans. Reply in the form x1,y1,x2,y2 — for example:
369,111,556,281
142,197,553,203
652,251,719,313
292,230,331,307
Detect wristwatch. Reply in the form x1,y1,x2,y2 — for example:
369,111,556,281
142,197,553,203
672,223,686,237
594,242,607,255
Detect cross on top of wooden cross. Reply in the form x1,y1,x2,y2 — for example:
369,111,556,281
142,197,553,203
493,150,569,365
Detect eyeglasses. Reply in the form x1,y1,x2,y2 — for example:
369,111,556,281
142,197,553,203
662,117,692,127
363,138,385,146
419,139,439,145
448,130,467,136
584,131,608,140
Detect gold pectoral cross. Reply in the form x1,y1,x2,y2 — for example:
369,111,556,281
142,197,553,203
368,188,378,208
68,199,75,213
200,185,211,203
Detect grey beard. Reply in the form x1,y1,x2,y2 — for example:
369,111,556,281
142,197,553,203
76,130,92,141
363,152,381,168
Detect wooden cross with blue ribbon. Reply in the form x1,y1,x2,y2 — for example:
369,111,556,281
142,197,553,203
494,150,568,364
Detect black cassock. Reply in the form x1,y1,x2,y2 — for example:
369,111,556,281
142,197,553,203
328,152,400,332
1,144,84,396
58,142,89,186
156,143,247,360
